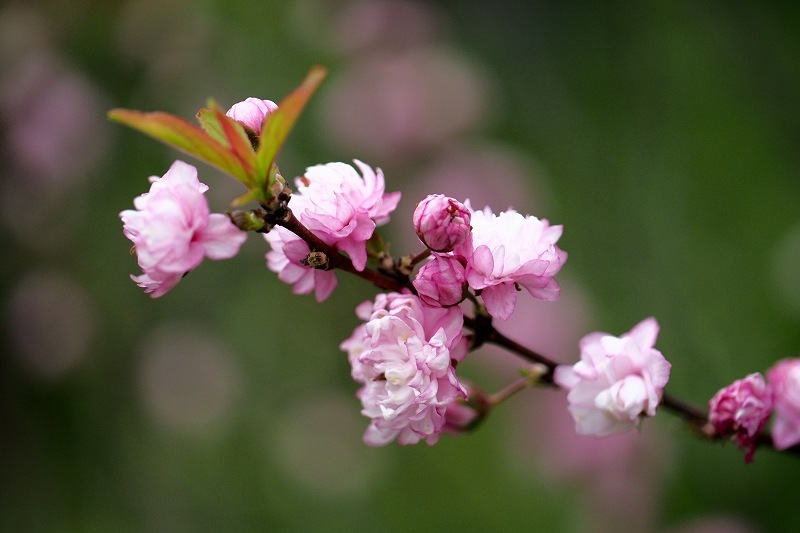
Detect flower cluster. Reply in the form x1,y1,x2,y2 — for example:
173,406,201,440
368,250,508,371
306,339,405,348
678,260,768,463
115,78,800,459
341,292,467,445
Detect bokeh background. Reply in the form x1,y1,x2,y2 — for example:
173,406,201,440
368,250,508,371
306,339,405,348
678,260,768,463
2,1,800,531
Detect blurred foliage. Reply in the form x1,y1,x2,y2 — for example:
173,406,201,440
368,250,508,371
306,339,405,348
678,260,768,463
2,0,800,531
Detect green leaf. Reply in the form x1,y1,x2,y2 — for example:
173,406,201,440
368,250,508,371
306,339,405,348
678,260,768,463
108,109,253,185
195,107,228,146
256,66,328,188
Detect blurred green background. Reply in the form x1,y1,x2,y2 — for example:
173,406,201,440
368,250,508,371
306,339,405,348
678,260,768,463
2,1,800,531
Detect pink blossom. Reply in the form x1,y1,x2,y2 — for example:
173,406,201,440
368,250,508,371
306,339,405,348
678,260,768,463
413,194,471,252
264,226,337,302
263,160,399,301
766,358,800,450
708,373,772,462
456,204,566,320
554,318,671,436
412,254,467,307
120,160,247,297
291,160,400,271
225,97,278,132
340,292,467,446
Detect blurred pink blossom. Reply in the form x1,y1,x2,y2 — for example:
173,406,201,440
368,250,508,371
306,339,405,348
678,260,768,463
120,160,247,297
554,318,671,436
708,373,773,462
413,194,471,252
331,0,440,54
340,292,467,445
320,48,494,163
413,254,467,307
225,97,278,132
766,358,800,450
455,204,566,320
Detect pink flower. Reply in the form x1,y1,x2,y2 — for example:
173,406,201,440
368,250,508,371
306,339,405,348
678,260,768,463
413,194,471,252
554,318,671,437
708,373,773,462
412,254,467,307
120,160,247,297
263,160,399,301
767,358,800,450
456,204,566,320
340,292,467,446
291,160,400,271
264,226,337,302
225,97,278,132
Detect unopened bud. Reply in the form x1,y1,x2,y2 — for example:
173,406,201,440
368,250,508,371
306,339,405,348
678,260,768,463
413,254,467,307
225,98,278,133
302,251,329,269
413,194,471,252
228,210,266,232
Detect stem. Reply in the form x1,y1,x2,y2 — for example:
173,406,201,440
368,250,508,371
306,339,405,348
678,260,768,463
277,214,799,457
487,377,531,406
277,210,408,292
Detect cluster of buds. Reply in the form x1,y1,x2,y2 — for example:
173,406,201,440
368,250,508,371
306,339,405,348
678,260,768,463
113,68,800,460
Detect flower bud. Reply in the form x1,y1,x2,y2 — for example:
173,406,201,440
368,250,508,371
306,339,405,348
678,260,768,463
225,98,278,133
708,373,773,463
413,254,467,307
413,194,471,252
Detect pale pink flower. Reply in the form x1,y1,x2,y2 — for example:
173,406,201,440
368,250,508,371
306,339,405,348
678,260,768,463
120,160,247,297
708,373,772,462
264,226,337,302
413,194,471,252
340,292,467,446
290,160,400,271
225,97,278,132
412,254,467,307
766,358,800,450
554,318,671,437
456,204,566,320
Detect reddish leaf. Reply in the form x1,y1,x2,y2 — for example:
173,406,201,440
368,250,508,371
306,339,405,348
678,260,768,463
108,109,253,185
256,66,328,186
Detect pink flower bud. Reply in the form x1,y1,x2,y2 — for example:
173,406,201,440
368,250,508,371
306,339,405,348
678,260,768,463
413,254,467,307
413,194,471,252
767,358,800,450
708,373,773,463
225,97,278,132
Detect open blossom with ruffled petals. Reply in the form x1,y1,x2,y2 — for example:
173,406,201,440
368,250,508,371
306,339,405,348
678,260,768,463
767,358,800,450
264,160,399,300
455,204,566,320
340,292,467,446
554,318,671,437
708,373,772,462
291,160,400,271
413,254,467,307
225,97,278,132
413,194,471,252
264,226,337,302
120,160,247,297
